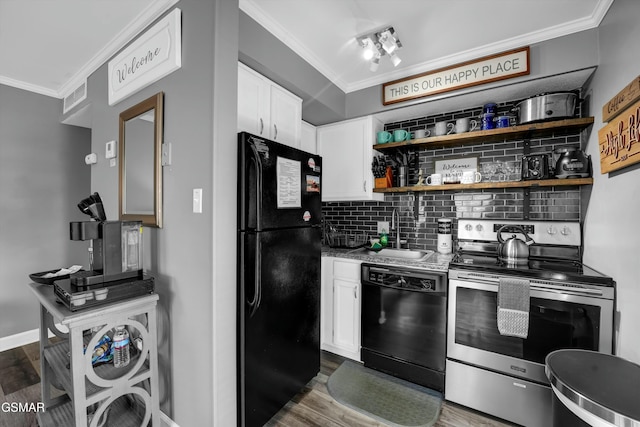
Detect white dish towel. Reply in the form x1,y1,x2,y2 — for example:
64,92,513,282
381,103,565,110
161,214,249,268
497,277,530,338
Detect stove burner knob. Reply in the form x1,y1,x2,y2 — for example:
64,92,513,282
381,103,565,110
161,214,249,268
476,224,483,232
465,224,473,231
561,226,571,236
547,226,557,235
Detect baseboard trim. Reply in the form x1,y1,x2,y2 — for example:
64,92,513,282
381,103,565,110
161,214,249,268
161,411,179,427
0,328,57,352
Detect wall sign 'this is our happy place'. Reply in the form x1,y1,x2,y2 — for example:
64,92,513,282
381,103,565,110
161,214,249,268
108,9,182,106
382,47,530,105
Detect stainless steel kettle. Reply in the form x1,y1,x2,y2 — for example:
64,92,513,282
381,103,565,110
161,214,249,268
497,225,535,263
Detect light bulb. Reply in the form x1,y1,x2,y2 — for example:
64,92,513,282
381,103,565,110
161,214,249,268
363,46,374,60
390,52,402,67
362,38,375,60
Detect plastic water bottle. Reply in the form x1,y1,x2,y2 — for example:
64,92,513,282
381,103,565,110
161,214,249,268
113,326,130,368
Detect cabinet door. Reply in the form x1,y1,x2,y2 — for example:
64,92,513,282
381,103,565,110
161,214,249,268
300,121,317,154
333,278,360,355
238,64,270,137
317,117,383,202
320,257,333,351
269,84,302,148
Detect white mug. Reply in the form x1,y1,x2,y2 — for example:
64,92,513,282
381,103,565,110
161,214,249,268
426,173,443,185
461,170,482,184
435,121,454,136
413,129,431,139
455,117,478,133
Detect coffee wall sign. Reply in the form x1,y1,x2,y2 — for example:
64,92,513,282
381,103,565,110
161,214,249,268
108,9,182,106
602,75,640,123
598,97,640,174
382,47,529,105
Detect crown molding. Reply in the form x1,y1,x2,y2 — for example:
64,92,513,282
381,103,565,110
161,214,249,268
57,0,180,98
346,3,612,93
242,0,613,94
0,76,59,98
239,0,350,92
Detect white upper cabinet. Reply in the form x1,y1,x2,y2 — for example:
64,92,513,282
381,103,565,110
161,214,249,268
237,62,302,148
300,121,317,154
317,116,384,202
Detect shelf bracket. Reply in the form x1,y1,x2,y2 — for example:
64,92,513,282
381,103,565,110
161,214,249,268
523,138,531,156
523,187,531,220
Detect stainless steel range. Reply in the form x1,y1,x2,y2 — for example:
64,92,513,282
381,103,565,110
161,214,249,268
445,219,615,427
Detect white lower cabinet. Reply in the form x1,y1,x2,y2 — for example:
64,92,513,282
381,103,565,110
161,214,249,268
321,257,361,361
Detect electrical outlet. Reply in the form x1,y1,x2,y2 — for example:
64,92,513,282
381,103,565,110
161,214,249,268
377,221,389,234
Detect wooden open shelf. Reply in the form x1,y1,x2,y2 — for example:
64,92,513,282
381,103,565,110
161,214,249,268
373,177,593,193
372,117,595,151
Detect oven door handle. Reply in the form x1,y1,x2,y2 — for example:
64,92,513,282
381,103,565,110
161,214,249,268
452,273,605,297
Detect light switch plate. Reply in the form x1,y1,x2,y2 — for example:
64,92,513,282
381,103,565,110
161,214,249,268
193,188,203,213
105,140,117,159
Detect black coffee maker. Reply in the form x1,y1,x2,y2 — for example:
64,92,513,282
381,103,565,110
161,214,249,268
69,193,143,286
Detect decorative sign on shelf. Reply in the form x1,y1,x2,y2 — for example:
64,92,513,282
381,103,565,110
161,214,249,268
108,9,182,106
602,75,640,123
435,156,479,182
598,97,640,174
382,47,530,105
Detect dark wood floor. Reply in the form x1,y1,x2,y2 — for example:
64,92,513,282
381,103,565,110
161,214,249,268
1,342,515,427
267,351,516,427
0,341,46,427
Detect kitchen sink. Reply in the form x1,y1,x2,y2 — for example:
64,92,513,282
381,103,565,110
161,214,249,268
365,248,434,261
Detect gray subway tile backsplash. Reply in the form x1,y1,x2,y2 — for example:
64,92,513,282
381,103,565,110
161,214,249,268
321,102,584,251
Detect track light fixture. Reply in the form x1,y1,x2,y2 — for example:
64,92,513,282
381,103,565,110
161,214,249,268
356,26,402,72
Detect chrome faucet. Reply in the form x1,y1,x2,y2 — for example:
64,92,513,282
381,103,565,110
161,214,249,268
391,208,402,249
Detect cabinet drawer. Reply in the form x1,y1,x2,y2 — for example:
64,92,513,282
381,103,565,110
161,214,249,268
333,260,361,281
445,359,552,427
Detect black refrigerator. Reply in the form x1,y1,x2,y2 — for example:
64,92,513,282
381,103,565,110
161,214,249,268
237,132,322,427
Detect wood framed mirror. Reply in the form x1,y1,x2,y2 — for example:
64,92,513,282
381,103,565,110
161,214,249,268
119,92,164,228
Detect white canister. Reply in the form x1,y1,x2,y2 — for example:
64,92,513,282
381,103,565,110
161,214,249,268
437,218,453,254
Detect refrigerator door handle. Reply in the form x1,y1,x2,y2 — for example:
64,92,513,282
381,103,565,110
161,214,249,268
247,233,262,318
248,142,263,231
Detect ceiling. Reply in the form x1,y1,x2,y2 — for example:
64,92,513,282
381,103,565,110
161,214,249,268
0,0,613,99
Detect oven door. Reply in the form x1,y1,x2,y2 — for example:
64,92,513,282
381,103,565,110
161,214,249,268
447,271,614,384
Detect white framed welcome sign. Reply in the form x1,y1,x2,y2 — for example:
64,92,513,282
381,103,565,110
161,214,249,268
108,9,182,106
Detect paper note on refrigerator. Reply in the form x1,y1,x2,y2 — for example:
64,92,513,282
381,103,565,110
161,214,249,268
276,156,301,208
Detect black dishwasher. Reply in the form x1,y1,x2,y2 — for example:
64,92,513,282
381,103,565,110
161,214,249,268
361,263,448,392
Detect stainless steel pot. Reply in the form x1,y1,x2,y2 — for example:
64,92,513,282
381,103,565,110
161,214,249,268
497,225,535,263
514,92,578,124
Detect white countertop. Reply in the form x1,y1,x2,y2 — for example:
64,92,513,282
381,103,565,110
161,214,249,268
322,246,452,272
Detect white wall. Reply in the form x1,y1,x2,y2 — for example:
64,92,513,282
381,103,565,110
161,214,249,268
584,0,640,362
